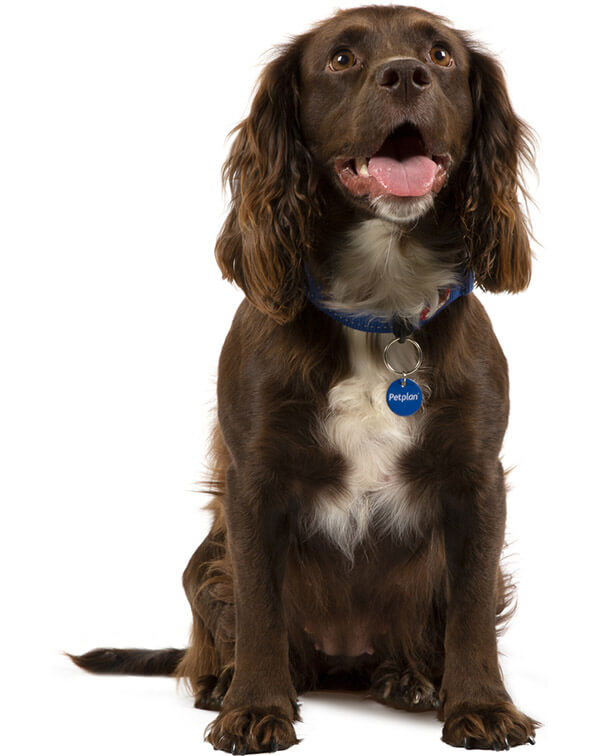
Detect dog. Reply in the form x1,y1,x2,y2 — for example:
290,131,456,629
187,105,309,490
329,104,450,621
70,5,539,751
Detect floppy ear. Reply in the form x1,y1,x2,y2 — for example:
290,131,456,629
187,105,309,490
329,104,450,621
215,40,320,324
458,46,535,293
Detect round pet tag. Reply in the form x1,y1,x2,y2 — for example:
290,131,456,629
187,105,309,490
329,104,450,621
386,378,423,416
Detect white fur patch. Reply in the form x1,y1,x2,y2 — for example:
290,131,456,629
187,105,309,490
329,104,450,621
328,218,459,318
306,220,455,558
308,329,423,558
370,193,435,225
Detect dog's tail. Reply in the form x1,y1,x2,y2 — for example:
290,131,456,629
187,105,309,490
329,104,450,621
67,647,186,676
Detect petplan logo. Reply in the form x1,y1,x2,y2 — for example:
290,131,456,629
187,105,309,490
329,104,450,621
388,390,419,402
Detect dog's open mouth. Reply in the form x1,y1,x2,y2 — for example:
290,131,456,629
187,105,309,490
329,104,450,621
335,123,450,200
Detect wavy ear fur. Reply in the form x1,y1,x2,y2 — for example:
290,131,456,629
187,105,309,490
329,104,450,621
459,44,535,293
215,40,320,324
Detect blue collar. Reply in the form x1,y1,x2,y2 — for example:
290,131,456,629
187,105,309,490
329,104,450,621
305,268,474,339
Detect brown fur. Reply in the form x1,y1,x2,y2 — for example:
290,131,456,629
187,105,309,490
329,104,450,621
71,6,539,752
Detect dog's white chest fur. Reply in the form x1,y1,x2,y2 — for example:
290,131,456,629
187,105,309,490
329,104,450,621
305,220,457,557
310,330,421,557
309,220,456,558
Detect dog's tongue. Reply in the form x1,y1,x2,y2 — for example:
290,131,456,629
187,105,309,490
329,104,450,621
368,155,438,197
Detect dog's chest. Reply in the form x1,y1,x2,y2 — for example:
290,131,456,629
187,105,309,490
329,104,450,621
309,331,422,556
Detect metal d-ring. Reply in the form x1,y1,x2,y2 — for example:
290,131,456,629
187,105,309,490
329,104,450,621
383,337,423,380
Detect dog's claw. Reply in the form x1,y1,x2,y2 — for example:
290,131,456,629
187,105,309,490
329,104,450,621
528,736,536,745
464,737,474,750
504,737,511,750
269,738,279,752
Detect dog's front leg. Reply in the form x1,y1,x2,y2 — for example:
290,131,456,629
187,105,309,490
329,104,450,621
205,467,299,754
440,463,537,749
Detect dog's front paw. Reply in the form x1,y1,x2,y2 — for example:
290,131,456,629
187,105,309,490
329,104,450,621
442,702,538,749
205,707,299,754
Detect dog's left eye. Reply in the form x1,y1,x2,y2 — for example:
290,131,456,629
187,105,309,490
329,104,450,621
329,49,357,71
429,46,453,67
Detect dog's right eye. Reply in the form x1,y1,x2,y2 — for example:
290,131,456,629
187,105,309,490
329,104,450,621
329,49,357,71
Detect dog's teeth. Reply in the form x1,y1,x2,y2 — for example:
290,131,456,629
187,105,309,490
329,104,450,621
356,157,369,177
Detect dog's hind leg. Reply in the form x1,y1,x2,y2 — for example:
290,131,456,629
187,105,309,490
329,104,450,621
176,523,236,711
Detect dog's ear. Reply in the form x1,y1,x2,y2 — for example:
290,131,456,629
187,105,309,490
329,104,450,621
458,46,535,293
215,40,319,324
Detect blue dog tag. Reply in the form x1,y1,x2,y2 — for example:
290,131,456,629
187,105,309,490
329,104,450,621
386,378,423,416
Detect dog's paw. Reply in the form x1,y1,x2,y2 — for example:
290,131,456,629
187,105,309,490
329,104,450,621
442,702,538,749
369,663,440,711
194,667,234,711
205,706,299,754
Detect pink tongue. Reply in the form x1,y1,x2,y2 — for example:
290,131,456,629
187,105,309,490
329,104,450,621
368,155,438,197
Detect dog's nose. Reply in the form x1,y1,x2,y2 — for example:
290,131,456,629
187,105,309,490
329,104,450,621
376,59,432,92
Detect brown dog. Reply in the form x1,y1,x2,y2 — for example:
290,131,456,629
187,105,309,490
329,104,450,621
71,5,538,751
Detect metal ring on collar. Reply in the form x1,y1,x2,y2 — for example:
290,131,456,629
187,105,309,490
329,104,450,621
383,337,423,377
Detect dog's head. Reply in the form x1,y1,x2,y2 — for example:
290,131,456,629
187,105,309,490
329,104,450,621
216,6,534,324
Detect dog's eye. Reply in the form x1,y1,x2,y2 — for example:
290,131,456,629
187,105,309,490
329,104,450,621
329,49,357,71
429,46,453,67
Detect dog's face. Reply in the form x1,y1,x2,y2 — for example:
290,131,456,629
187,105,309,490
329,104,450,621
299,7,473,224
216,5,534,324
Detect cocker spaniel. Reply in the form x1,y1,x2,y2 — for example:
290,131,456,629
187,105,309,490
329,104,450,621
71,5,538,752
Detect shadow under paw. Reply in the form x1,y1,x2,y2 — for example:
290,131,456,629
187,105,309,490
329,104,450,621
205,706,299,754
442,702,539,750
369,663,440,712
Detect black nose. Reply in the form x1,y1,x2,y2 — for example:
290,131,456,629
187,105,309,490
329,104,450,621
376,59,432,92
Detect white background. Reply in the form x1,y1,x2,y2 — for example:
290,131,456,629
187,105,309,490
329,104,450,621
1,0,598,753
